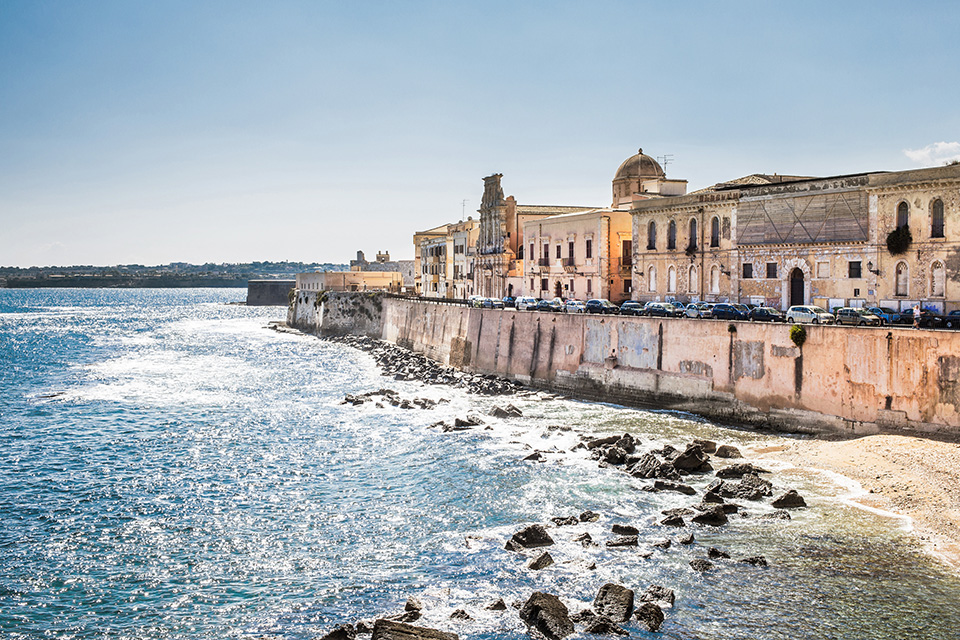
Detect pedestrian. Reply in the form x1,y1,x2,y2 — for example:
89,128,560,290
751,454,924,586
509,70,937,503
913,303,921,329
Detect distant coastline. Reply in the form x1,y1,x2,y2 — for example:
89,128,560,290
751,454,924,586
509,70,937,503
1,275,249,288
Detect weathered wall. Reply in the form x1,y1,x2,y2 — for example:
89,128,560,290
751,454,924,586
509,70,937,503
292,291,960,436
247,280,295,306
287,291,384,338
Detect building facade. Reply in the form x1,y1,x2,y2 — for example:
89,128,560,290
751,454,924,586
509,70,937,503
296,270,402,293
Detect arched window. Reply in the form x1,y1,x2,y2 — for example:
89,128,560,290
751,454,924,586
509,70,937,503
710,266,720,294
688,218,698,251
667,220,677,250
710,216,720,247
648,266,657,292
897,201,909,229
932,199,945,238
931,261,945,297
667,265,677,293
647,221,657,250
895,261,909,296
688,265,697,293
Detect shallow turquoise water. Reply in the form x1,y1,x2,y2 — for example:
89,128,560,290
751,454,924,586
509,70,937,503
1,288,958,639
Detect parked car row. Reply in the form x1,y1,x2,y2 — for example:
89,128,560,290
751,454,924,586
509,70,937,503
468,296,960,328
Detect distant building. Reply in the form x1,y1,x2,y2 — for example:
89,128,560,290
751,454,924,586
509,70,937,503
350,250,415,292
296,270,402,293
246,279,295,306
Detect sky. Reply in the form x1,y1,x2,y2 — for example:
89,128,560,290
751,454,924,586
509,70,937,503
2,0,959,267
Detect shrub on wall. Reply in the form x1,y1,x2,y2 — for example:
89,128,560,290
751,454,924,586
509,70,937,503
790,324,807,349
886,225,912,255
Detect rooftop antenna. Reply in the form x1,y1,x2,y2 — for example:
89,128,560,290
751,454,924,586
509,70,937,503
461,199,468,221
658,154,674,173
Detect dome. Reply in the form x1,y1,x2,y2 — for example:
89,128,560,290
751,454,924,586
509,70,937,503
613,148,665,182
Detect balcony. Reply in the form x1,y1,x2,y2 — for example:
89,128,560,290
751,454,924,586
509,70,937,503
618,257,633,273
562,257,577,273
538,258,551,267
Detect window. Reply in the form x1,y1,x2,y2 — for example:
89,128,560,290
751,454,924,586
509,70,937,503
895,262,908,296
742,263,753,279
647,221,657,250
624,279,631,294
648,266,657,292
518,245,524,259
585,239,593,259
932,199,945,238
568,241,574,258
569,279,575,292
529,243,534,260
555,244,561,259
530,278,534,290
622,240,632,266
766,263,777,279
897,201,909,229
540,278,548,291
932,261,945,297
667,266,677,293
710,266,720,294
688,218,698,251
667,220,677,250
848,261,862,279
688,266,697,293
816,261,830,278
543,244,549,260
710,217,720,247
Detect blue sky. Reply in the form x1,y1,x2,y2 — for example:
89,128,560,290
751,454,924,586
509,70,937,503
2,0,959,267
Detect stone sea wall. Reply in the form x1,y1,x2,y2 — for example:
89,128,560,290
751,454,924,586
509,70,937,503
290,292,960,436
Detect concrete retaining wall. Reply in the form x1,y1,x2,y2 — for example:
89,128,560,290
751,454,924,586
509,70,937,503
291,292,960,436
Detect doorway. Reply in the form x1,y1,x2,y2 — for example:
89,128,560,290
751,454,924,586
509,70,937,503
789,268,804,307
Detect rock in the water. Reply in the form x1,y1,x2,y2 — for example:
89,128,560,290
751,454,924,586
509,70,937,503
629,453,680,480
505,524,554,551
759,509,792,520
586,435,621,449
579,510,600,522
740,555,768,566
689,558,714,572
716,463,769,478
650,537,671,549
519,592,574,640
551,515,579,526
639,585,676,606
319,624,357,640
707,547,730,559
660,514,685,527
715,444,743,458
603,446,628,465
570,609,596,623
523,452,545,462
673,444,710,472
772,489,807,509
573,532,593,545
528,551,555,571
611,523,639,536
405,597,423,612
653,480,697,495
490,404,523,418
593,583,635,622
449,609,471,620
693,439,717,454
454,415,484,427
614,434,637,454
635,602,665,632
486,598,507,611
691,505,728,526
678,532,695,545
371,619,459,640
582,616,629,636
605,535,639,547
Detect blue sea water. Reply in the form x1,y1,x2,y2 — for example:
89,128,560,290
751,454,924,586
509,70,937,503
2,288,959,639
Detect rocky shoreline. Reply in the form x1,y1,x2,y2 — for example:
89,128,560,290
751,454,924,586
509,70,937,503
296,329,818,639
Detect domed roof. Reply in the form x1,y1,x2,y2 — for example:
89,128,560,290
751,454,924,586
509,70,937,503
613,148,665,181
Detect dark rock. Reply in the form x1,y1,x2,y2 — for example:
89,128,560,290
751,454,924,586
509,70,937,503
505,524,554,551
694,438,717,454
441,424,472,433
634,602,665,632
579,510,600,522
519,592,574,640
405,597,423,612
611,524,639,536
486,598,507,611
740,555,768,566
319,623,357,640
707,547,730,559
759,509,792,520
614,434,637,454
650,537,671,549
603,446,628,465
660,514,685,527
639,585,676,606
573,532,593,545
716,463,770,478
523,452,545,462
678,532,695,545
772,489,807,509
551,515,580,527
582,616,629,635
691,505,728,526
661,507,694,517
371,619,459,640
385,611,421,624
449,609,471,620
605,535,639,547
490,404,523,418
586,435,621,449
701,488,725,503
629,453,680,480
689,558,714,572
593,583,635,622
653,480,697,495
673,444,710,472
715,444,743,458
454,415,484,427
569,609,596,623
356,620,374,634
528,551,554,571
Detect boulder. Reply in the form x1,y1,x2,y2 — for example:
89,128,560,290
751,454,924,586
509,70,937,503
319,624,357,640
678,532,695,545
629,453,680,480
693,439,717,454
759,509,792,520
635,602,665,632
715,444,743,458
449,609,471,620
486,598,507,611
454,415,484,427
772,490,807,509
490,404,523,418
569,609,596,623
551,515,580,527
405,597,423,612
707,547,730,559
593,583,635,622
740,555,768,566
691,505,728,526
614,434,637,454
639,585,676,606
523,452,545,462
371,620,458,640
653,480,697,495
660,514,685,527
672,444,710,472
579,510,600,522
528,551,554,571
611,523,639,536
715,463,769,478
505,524,554,551
582,616,629,635
689,558,714,572
605,535,639,547
603,446,628,465
650,537,671,549
519,592,574,640
586,435,621,449
573,532,593,545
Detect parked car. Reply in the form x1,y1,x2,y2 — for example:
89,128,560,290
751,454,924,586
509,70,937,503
535,298,564,312
502,296,516,308
685,302,714,319
468,295,485,308
482,297,504,309
515,296,538,311
835,307,882,326
945,310,960,330
619,300,645,316
748,306,785,322
712,303,750,321
913,308,944,329
866,306,901,325
642,301,683,317
785,305,835,324
585,298,620,314
563,299,586,313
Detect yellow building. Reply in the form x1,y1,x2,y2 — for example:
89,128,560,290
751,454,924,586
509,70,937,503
412,224,448,297
296,270,402,293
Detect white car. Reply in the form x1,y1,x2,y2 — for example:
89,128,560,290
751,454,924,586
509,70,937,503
515,296,539,311
785,305,835,324
563,299,586,313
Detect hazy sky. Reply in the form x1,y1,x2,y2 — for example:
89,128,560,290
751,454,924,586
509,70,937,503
2,1,959,267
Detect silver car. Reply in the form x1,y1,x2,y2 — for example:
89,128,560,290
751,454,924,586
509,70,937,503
685,302,714,319
785,305,835,324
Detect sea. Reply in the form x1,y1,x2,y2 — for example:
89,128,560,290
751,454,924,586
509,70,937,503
2,288,959,640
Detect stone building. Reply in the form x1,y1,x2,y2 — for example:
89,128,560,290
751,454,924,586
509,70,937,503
630,163,960,313
412,224,448,296
448,218,479,299
350,250,415,292
296,270,402,293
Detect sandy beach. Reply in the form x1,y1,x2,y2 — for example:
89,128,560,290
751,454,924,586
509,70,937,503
754,433,960,570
